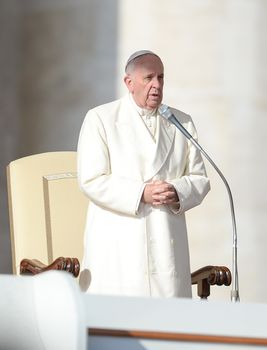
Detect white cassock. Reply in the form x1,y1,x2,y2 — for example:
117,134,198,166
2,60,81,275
77,94,210,298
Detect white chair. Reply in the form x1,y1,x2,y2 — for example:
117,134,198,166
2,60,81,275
0,271,87,350
7,152,89,276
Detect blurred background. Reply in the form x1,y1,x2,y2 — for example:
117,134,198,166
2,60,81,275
1,0,266,303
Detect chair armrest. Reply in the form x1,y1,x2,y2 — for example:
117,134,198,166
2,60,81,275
191,265,231,299
20,260,231,298
20,257,80,278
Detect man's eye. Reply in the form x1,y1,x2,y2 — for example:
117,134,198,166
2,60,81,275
144,76,152,81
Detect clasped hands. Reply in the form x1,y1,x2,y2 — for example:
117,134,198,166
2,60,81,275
142,180,180,207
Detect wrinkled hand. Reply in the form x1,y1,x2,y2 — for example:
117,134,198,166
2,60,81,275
142,180,179,206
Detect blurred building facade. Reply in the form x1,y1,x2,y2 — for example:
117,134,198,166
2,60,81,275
1,0,267,303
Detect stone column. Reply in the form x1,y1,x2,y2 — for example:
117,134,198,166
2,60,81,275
19,0,118,156
0,0,118,273
0,0,21,273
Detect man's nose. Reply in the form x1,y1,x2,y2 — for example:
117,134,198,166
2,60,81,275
152,78,162,88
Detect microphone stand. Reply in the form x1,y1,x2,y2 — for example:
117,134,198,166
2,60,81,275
159,106,240,302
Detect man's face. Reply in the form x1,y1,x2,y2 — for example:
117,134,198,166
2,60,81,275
124,55,164,110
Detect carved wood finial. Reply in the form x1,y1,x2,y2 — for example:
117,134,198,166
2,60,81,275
191,265,232,299
20,257,80,278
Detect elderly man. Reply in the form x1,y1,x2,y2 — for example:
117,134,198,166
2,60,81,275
77,50,210,298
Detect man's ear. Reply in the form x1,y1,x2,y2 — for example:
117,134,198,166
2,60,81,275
124,75,134,92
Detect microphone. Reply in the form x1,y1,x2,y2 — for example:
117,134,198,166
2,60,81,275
158,104,240,303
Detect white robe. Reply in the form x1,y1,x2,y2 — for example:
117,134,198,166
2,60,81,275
77,94,210,298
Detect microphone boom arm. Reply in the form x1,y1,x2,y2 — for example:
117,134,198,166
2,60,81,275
161,108,240,302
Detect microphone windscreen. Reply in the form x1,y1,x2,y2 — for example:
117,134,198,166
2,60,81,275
158,104,173,120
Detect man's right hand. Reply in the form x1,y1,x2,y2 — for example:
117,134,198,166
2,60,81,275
142,181,179,206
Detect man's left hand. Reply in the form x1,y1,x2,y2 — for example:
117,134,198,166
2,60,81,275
151,181,179,206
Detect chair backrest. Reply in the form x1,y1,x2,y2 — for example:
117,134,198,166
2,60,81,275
7,152,89,274
0,271,87,349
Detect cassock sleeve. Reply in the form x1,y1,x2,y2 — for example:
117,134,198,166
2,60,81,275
77,110,144,217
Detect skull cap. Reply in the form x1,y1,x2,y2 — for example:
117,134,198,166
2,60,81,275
125,50,160,72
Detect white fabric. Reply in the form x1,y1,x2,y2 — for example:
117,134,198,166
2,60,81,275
0,272,86,350
142,114,157,137
77,94,210,298
129,93,157,138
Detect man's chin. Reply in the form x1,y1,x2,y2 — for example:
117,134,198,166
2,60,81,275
147,99,162,110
